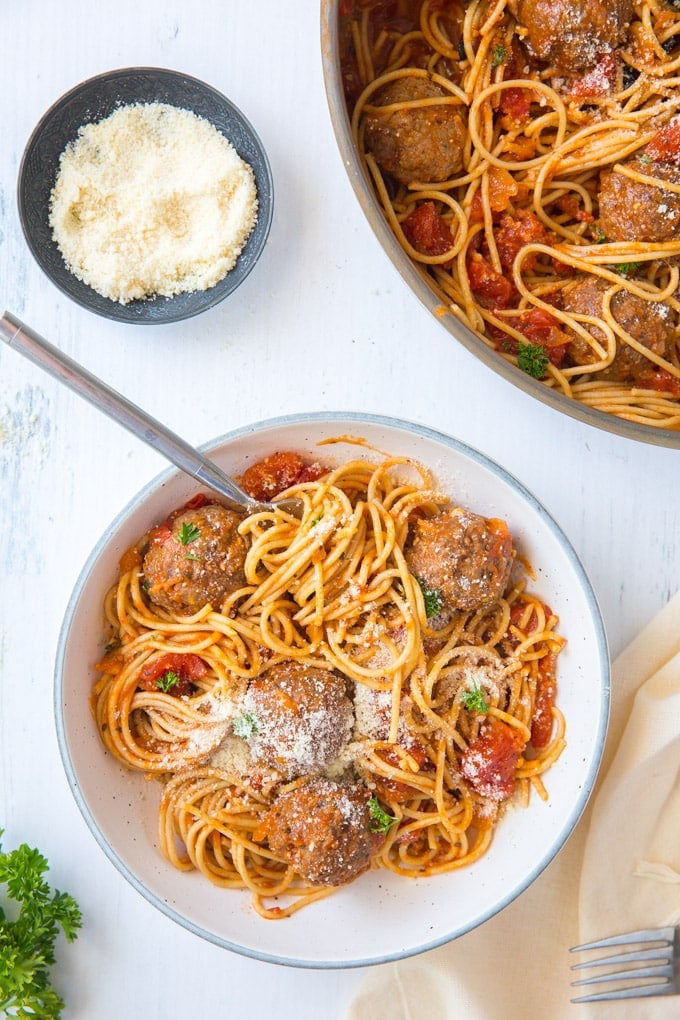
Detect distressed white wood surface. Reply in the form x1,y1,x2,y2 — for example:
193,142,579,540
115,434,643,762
1,3,679,1018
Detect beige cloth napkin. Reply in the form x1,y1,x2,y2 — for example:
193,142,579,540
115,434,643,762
347,591,680,1020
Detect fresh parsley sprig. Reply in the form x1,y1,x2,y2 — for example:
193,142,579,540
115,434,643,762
460,681,489,714
0,831,82,1019
176,521,200,545
491,43,508,67
233,711,259,740
368,796,398,835
517,340,550,379
156,669,180,693
416,577,443,619
612,261,641,276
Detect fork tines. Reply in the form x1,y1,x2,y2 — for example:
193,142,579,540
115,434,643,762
570,926,678,1003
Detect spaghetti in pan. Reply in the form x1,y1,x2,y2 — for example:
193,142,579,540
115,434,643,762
339,0,680,430
93,450,565,919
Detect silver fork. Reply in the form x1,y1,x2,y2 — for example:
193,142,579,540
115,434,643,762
570,926,679,1003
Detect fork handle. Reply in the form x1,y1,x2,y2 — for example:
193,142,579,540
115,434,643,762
0,311,262,515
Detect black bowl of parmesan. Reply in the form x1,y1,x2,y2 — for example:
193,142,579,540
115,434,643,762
18,67,274,324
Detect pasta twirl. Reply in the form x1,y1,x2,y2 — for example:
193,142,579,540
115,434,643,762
93,452,566,918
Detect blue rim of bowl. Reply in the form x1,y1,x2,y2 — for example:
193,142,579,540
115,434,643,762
319,5,680,449
18,66,274,325
53,412,610,968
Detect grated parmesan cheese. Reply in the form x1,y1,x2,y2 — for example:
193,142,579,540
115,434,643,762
49,102,258,304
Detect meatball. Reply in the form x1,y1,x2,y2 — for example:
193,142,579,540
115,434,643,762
143,503,248,613
406,507,514,614
598,159,680,243
511,0,632,75
562,275,674,382
363,77,466,185
258,776,381,886
238,662,354,778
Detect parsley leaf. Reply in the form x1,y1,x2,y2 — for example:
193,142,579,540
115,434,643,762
416,577,443,619
491,44,508,67
156,670,180,693
0,831,82,1019
460,681,489,714
368,796,398,834
517,341,550,379
233,711,259,740
176,521,200,545
612,261,641,276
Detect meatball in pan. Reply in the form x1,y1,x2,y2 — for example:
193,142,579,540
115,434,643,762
509,0,633,76
598,159,680,244
562,276,675,383
363,76,466,186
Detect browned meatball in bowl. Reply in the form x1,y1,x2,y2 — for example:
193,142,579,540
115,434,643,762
598,159,680,243
363,76,466,185
511,0,632,75
405,507,514,614
143,502,248,613
237,661,354,778
562,275,674,382
256,776,383,886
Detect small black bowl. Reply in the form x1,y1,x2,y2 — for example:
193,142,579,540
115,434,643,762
18,67,274,325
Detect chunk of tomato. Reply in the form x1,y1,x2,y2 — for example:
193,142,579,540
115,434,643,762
240,452,327,502
644,120,680,164
460,718,526,801
530,653,557,750
138,652,208,697
402,201,456,265
467,254,515,309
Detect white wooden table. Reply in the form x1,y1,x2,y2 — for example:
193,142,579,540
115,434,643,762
1,3,678,1017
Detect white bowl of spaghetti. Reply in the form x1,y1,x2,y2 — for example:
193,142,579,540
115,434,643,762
55,413,609,967
322,2,680,447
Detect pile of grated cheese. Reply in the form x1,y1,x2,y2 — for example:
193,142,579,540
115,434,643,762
49,102,259,304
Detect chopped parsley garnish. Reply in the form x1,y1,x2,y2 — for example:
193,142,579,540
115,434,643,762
310,510,325,527
460,681,489,714
184,552,201,561
156,670,180,693
368,796,398,835
416,577,443,619
233,711,259,740
176,521,200,545
639,152,653,163
491,44,508,67
0,830,82,1019
590,225,607,244
517,340,550,379
612,261,641,276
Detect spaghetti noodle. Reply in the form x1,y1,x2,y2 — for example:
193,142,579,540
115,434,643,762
93,449,565,918
339,0,680,429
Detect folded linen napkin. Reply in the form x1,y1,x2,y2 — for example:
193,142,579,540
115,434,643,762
346,592,680,1020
